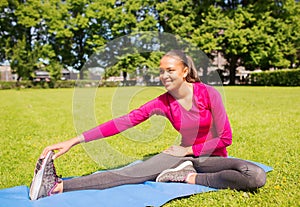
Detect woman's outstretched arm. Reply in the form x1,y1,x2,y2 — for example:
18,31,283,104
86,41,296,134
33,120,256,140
40,134,85,159
40,96,165,159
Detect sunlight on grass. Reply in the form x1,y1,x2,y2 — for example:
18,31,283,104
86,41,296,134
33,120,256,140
0,86,299,206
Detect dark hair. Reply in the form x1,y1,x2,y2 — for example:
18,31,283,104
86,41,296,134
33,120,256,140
164,50,201,83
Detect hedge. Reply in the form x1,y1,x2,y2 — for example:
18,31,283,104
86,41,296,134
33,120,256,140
0,80,126,90
250,69,300,86
0,80,92,90
2,69,299,89
0,79,146,89
0,81,32,89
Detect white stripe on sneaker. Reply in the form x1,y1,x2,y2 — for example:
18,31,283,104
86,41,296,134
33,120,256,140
155,161,193,182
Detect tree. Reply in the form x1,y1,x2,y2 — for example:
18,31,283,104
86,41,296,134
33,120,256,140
0,0,24,64
111,0,158,36
10,36,35,80
156,0,196,37
107,53,145,77
190,1,300,84
1,0,299,83
44,0,109,78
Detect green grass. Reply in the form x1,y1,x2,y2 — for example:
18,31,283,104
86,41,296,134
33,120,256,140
0,86,299,206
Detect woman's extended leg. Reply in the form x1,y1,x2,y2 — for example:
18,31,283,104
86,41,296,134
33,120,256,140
189,157,267,190
63,153,185,192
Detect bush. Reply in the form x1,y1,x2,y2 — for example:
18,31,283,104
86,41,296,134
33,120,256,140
1,79,157,89
101,80,120,87
0,80,102,90
54,80,76,88
0,81,16,89
250,69,300,86
0,80,33,89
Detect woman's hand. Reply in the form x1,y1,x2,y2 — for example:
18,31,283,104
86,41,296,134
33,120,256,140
40,135,84,160
163,145,193,157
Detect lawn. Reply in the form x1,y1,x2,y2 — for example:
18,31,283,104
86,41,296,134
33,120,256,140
0,86,299,206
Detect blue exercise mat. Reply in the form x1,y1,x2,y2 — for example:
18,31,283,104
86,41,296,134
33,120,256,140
0,160,272,207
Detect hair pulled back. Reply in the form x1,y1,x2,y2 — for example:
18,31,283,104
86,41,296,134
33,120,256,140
164,50,201,83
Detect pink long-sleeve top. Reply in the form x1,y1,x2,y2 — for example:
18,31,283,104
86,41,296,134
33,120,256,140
83,82,232,157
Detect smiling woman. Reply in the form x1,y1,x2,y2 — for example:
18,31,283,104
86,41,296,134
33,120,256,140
0,85,299,206
159,50,200,110
29,50,266,201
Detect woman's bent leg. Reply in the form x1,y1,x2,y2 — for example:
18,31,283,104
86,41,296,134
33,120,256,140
63,153,184,192
192,157,266,191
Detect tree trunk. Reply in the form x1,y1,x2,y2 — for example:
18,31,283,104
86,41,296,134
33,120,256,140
229,56,238,85
79,69,84,80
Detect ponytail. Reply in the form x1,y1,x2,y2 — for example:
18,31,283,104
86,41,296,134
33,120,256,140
185,55,201,83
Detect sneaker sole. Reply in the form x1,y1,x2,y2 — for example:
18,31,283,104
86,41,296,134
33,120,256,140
29,151,53,200
155,161,193,182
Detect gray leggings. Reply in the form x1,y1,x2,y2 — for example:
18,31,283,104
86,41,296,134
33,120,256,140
63,153,266,192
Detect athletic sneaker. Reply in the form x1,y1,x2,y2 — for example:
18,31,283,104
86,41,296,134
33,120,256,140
29,151,61,200
156,161,196,183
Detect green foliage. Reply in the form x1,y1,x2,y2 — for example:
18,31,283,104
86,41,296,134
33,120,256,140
52,80,76,88
46,61,63,80
101,80,120,87
190,0,300,84
0,80,33,89
10,36,35,80
9,37,61,80
0,0,300,85
191,6,224,55
250,69,300,86
144,51,164,76
0,81,18,89
156,0,196,36
107,53,145,77
0,0,21,61
0,80,100,89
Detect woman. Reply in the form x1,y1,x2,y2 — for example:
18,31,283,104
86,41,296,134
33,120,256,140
29,50,266,200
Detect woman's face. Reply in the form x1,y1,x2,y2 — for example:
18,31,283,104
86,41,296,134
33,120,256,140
159,55,188,92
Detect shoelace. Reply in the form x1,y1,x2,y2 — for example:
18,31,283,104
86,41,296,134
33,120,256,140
46,159,64,195
46,160,58,181
34,159,43,175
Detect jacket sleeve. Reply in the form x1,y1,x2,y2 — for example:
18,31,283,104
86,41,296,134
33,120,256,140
83,97,165,142
192,86,232,156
